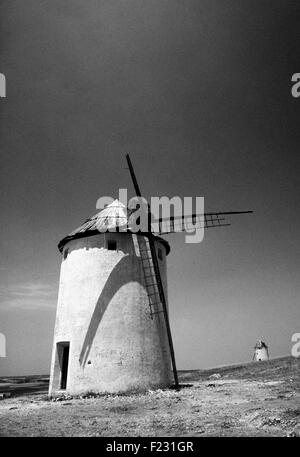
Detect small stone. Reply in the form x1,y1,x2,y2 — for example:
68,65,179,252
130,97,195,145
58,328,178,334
209,373,221,379
0,392,11,399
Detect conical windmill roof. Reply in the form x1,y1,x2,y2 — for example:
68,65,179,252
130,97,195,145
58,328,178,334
58,199,170,254
254,340,268,349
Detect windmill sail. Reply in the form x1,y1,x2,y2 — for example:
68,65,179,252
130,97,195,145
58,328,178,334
125,153,180,389
152,211,252,235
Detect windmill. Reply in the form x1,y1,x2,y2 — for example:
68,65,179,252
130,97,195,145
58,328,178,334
48,154,252,397
253,339,269,362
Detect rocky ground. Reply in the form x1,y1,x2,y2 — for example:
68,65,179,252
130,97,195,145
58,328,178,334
0,356,299,437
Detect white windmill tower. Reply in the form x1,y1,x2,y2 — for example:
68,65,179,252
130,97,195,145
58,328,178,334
49,155,252,396
253,339,269,362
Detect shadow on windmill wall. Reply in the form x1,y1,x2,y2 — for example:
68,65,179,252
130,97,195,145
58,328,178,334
79,254,139,368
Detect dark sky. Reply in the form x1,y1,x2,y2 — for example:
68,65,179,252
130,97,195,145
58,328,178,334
0,0,299,375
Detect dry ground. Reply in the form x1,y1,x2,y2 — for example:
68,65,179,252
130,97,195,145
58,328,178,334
0,356,299,437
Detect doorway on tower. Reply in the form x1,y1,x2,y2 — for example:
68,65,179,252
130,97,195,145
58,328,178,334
57,342,70,390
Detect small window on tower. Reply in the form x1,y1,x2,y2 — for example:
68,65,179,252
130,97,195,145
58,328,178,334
158,248,163,261
107,240,117,251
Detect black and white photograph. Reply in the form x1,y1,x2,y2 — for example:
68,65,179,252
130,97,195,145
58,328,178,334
0,0,299,442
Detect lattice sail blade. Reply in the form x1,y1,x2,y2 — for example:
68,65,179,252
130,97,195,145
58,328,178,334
152,211,252,235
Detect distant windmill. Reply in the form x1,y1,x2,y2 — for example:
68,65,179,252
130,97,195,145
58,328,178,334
253,339,269,362
49,155,252,396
